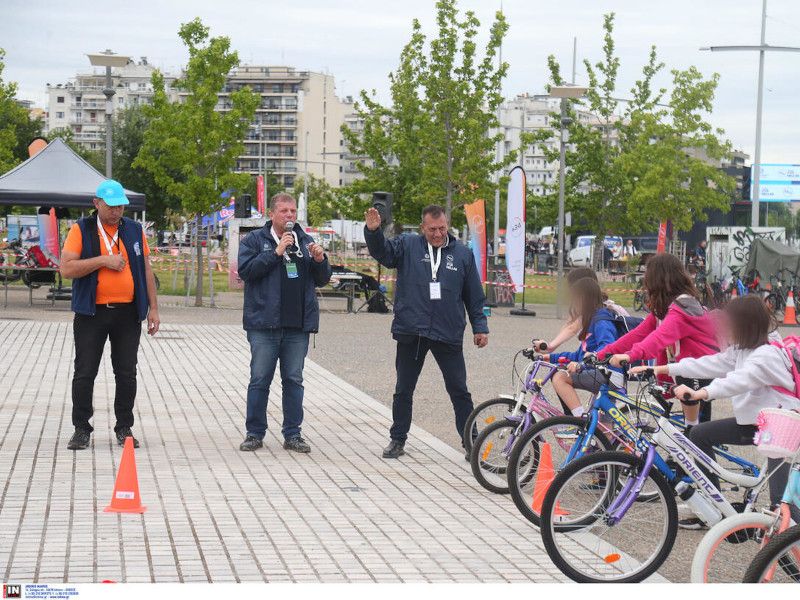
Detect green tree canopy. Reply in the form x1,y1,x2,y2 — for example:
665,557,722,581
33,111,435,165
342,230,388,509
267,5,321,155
111,105,180,228
0,48,40,174
134,17,258,305
341,0,513,227
529,13,734,236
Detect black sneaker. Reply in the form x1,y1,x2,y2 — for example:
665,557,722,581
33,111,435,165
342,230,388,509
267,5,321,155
115,428,140,448
239,435,263,452
283,436,311,453
678,517,707,530
382,440,405,459
67,429,91,450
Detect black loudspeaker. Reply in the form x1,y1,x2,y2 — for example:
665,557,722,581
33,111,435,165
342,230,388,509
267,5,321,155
234,194,252,219
372,191,393,225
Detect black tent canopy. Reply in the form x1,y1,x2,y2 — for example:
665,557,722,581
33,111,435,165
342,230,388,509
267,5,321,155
0,138,145,211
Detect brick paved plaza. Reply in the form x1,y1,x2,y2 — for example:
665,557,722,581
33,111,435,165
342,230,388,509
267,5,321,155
0,319,589,583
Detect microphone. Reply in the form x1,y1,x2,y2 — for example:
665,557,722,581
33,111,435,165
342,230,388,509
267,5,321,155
283,220,301,256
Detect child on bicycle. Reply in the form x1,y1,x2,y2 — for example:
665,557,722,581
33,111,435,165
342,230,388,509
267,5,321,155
632,295,800,528
598,253,718,425
542,277,623,417
533,267,629,352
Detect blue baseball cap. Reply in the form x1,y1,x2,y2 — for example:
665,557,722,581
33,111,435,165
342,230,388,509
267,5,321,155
95,179,129,206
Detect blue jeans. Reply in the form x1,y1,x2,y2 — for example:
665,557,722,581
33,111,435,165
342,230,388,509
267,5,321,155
246,328,309,440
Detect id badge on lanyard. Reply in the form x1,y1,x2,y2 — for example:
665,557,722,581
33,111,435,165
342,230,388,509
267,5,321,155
428,243,442,300
285,260,299,279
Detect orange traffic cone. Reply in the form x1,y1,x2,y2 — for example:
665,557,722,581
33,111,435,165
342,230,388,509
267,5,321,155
530,442,568,516
104,437,146,514
784,291,797,326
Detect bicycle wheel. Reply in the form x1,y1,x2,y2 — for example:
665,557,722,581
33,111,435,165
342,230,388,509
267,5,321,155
470,418,519,494
764,293,780,316
506,415,613,528
462,397,517,454
690,512,778,583
743,524,800,583
540,451,677,583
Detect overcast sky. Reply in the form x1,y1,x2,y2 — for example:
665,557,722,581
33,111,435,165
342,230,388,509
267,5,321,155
2,0,798,163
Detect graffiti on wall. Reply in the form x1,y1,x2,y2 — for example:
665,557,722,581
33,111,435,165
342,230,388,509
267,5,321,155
707,226,785,282
490,269,516,306
730,227,782,264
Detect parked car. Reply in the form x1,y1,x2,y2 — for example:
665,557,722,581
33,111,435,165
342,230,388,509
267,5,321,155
568,235,623,267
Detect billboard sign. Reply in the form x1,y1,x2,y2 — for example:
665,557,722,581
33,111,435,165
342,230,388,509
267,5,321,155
755,163,800,202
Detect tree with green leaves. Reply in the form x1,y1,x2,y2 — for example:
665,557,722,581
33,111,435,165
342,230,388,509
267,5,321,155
342,0,512,227
135,18,258,306
0,48,35,174
111,105,180,228
294,174,344,226
529,13,734,237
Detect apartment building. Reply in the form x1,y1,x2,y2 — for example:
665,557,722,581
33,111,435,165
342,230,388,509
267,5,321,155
226,66,347,190
45,57,176,152
497,93,621,196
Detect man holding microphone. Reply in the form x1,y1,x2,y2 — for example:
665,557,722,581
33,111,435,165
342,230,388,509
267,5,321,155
237,193,331,453
364,204,489,459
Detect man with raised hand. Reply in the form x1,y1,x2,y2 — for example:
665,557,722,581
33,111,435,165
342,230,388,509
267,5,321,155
364,204,489,459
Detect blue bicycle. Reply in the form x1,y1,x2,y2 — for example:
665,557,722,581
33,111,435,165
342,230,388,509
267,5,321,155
505,358,758,529
537,357,772,583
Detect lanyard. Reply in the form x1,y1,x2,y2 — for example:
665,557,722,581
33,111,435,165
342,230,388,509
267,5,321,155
271,226,303,261
428,243,442,281
97,218,119,255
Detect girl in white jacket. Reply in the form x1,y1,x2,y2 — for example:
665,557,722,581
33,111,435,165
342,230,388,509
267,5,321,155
633,295,800,528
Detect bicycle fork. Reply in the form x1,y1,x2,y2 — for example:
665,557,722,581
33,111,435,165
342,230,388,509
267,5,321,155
604,445,657,526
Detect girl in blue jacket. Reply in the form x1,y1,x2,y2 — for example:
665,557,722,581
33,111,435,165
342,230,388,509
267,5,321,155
543,277,623,417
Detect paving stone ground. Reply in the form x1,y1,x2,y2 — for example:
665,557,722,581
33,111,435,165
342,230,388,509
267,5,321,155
0,319,584,583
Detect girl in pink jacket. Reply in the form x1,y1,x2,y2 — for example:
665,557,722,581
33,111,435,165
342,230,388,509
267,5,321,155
597,253,719,425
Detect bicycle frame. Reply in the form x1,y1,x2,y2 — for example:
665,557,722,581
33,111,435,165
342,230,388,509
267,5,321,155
495,360,565,458
569,381,767,525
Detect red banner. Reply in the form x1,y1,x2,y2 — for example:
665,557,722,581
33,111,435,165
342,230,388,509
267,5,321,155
256,175,265,215
656,220,673,254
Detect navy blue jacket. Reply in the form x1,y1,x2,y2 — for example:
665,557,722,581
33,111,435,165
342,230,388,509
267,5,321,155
238,221,332,332
364,227,488,346
71,216,149,322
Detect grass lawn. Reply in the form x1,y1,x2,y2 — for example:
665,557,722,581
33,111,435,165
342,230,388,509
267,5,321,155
3,257,638,308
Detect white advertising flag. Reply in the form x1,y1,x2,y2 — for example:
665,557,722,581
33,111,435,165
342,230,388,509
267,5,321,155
505,166,526,293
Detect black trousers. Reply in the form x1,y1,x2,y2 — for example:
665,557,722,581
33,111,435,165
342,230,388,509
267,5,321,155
675,376,713,422
72,304,142,433
689,417,797,519
391,335,474,444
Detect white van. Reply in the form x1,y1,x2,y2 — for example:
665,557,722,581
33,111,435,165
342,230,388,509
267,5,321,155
568,235,623,267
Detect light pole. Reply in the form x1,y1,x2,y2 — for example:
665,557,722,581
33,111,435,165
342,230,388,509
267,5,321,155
301,130,309,225
550,85,588,320
701,0,800,227
87,50,131,178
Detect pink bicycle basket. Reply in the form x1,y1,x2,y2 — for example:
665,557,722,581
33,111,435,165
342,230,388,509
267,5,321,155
754,408,800,459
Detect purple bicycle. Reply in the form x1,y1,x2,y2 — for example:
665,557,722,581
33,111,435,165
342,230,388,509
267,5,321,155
470,349,616,496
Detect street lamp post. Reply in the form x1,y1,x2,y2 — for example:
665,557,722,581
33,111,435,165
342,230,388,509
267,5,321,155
700,0,800,227
549,85,588,320
87,50,131,178
302,130,309,225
